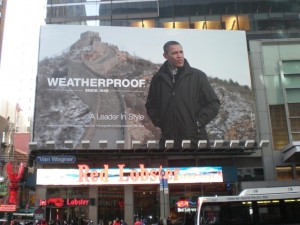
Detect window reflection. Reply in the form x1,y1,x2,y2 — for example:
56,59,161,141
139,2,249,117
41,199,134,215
46,0,300,32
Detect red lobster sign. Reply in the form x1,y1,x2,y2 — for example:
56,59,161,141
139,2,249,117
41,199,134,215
6,162,25,204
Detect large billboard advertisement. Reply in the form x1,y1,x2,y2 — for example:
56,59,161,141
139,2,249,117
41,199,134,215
34,25,254,149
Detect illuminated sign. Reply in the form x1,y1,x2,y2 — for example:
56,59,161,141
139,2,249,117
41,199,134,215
176,200,197,212
177,200,189,208
36,156,76,164
0,204,16,212
47,198,64,207
39,198,90,207
177,208,196,213
37,165,223,185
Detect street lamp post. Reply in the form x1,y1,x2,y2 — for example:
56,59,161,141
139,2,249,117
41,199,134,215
159,169,169,225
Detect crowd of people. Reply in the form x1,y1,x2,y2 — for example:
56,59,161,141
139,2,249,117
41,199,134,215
106,218,127,225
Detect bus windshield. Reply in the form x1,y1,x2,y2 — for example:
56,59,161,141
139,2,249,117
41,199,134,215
197,186,300,225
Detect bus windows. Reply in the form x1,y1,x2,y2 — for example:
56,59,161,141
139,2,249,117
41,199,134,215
201,202,253,225
284,199,300,223
257,200,281,223
220,202,253,225
201,205,219,224
197,186,300,225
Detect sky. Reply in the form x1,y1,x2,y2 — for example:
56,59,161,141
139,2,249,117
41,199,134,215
0,0,46,120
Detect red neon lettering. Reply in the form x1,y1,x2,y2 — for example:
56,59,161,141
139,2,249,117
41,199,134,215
78,164,109,182
78,164,90,182
66,199,89,206
139,164,149,181
130,169,139,181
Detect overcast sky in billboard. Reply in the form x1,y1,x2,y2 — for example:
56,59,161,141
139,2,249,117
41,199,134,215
39,25,250,86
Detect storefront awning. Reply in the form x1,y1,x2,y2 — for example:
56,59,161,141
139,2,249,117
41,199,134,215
283,141,300,163
13,208,35,217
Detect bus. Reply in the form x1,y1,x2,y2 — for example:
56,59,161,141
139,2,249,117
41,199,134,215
196,186,300,225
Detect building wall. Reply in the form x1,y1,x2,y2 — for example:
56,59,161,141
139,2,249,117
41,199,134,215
0,0,7,64
249,38,300,183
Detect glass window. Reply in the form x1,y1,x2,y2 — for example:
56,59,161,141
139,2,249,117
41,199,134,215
284,198,300,223
282,60,300,74
224,203,253,225
257,200,281,223
290,104,300,141
269,105,289,149
286,17,300,30
296,166,300,180
134,185,159,223
237,15,251,30
237,168,264,181
276,166,293,180
268,19,286,30
98,186,124,224
221,0,235,15
174,17,190,29
46,187,90,224
99,2,112,17
236,0,252,14
173,0,187,17
222,15,238,30
250,0,275,14
131,19,155,28
47,187,89,198
159,0,173,18
204,1,222,15
205,15,222,29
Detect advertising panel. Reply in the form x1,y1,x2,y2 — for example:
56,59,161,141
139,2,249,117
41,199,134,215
34,25,254,149
36,165,223,185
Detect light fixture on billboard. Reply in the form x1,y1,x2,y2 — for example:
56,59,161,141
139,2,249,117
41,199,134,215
147,140,158,149
197,140,207,149
132,140,141,149
165,140,174,149
99,140,108,149
46,141,55,149
181,140,191,149
81,140,90,149
259,140,269,148
245,140,255,148
29,142,38,150
213,140,224,148
229,140,240,148
64,140,74,149
116,140,125,149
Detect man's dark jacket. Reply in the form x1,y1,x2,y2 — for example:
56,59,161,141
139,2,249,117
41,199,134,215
145,59,220,148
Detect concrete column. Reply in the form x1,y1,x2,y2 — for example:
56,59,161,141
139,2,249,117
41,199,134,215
124,185,134,225
89,186,98,224
35,186,47,218
159,190,170,225
35,186,47,207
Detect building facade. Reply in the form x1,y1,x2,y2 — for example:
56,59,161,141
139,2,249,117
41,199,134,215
0,0,7,64
27,1,300,225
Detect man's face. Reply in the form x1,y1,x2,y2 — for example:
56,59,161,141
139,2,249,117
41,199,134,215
163,44,184,68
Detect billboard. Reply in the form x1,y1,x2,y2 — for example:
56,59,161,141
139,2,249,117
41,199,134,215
36,165,223,185
34,25,254,149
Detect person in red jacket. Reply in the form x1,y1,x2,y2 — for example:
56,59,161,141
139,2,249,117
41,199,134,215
134,219,141,225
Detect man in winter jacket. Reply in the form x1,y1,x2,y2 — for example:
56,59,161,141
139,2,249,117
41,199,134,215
145,41,220,149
